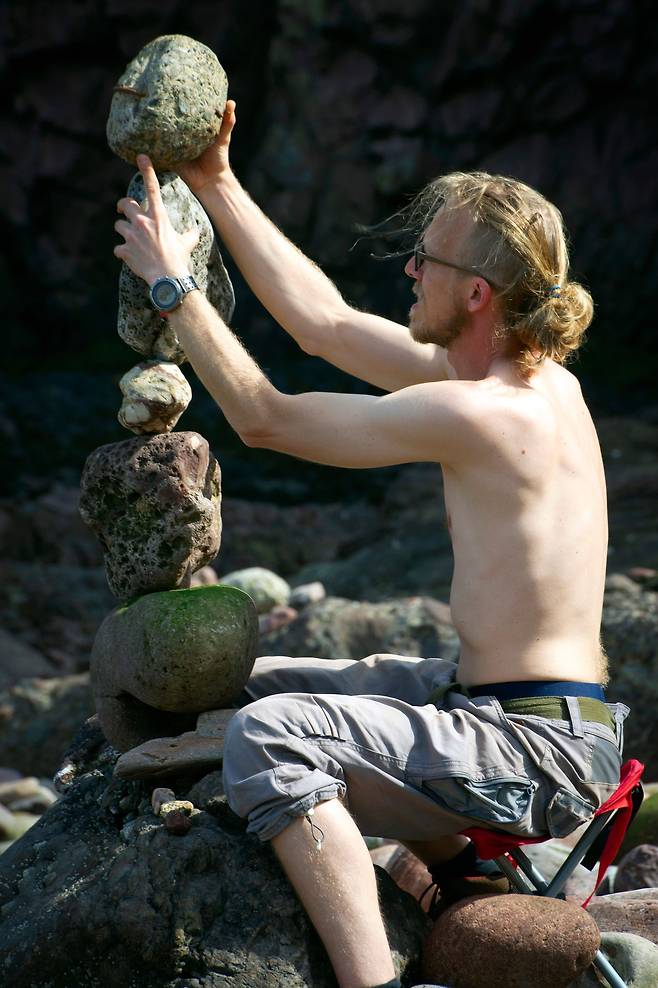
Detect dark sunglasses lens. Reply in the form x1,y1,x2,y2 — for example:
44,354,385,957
414,248,421,271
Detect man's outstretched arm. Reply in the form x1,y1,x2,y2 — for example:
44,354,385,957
114,157,470,468
178,101,450,393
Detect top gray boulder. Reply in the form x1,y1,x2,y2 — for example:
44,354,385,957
107,35,228,169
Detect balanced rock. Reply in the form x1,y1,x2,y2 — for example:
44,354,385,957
118,173,234,364
106,34,228,169
118,360,192,434
220,565,291,614
91,585,257,750
422,894,600,988
79,432,221,600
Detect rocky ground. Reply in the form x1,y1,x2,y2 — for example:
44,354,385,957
0,411,657,984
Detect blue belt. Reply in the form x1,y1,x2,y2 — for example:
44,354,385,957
467,680,606,702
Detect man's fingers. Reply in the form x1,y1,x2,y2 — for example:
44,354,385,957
116,197,143,218
137,155,163,215
114,219,132,239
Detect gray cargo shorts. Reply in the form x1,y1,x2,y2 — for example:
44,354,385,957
221,653,628,844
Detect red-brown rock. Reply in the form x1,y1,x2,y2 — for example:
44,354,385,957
423,894,600,988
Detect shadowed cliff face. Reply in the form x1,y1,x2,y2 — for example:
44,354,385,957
1,1,657,498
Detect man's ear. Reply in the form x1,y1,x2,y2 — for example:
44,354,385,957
467,277,492,313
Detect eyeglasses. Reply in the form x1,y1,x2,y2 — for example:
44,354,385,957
413,243,500,289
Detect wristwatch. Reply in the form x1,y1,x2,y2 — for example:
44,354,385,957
149,274,199,313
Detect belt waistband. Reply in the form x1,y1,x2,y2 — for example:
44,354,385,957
500,696,615,731
468,680,606,701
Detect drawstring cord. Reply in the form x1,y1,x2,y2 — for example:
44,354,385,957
305,807,325,851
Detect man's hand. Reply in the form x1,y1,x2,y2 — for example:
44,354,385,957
177,99,237,197
114,155,199,285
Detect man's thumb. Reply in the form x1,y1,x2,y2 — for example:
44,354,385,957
183,227,200,252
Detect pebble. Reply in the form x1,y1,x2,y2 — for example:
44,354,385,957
117,361,192,435
151,787,175,815
289,581,326,608
258,605,298,635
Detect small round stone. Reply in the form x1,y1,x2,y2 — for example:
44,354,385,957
118,361,192,435
107,34,228,169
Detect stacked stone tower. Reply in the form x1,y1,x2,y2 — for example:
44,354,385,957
79,35,258,752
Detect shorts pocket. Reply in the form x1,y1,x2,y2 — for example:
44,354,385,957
545,786,595,838
422,774,537,826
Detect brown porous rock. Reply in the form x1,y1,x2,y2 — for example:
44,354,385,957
79,432,221,600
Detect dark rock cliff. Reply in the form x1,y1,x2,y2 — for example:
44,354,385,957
2,0,657,496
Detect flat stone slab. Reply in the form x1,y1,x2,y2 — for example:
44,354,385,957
118,172,234,364
114,728,233,780
107,34,227,169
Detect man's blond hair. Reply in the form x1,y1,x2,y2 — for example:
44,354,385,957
409,172,594,373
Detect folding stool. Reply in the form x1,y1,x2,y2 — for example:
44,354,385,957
460,759,645,988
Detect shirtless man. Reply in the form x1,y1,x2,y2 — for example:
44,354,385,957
114,101,627,988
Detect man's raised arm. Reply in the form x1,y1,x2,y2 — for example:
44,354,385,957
178,101,449,393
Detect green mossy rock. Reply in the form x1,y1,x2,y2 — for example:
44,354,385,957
91,585,258,749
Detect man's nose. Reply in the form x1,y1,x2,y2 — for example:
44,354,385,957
404,254,420,279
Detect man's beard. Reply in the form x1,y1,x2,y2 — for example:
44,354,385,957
410,299,469,348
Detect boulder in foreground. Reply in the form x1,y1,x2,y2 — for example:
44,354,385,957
0,745,428,987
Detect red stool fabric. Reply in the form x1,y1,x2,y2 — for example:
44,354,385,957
460,759,645,907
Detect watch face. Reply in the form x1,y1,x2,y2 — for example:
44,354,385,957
153,279,180,309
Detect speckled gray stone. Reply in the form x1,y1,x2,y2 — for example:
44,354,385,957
79,431,221,600
91,585,257,750
117,172,234,363
106,34,228,169
118,360,192,434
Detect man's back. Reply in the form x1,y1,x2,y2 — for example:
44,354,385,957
448,358,608,686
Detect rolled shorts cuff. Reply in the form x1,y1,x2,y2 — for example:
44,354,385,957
246,781,347,842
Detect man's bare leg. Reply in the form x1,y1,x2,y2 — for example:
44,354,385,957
271,798,396,988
